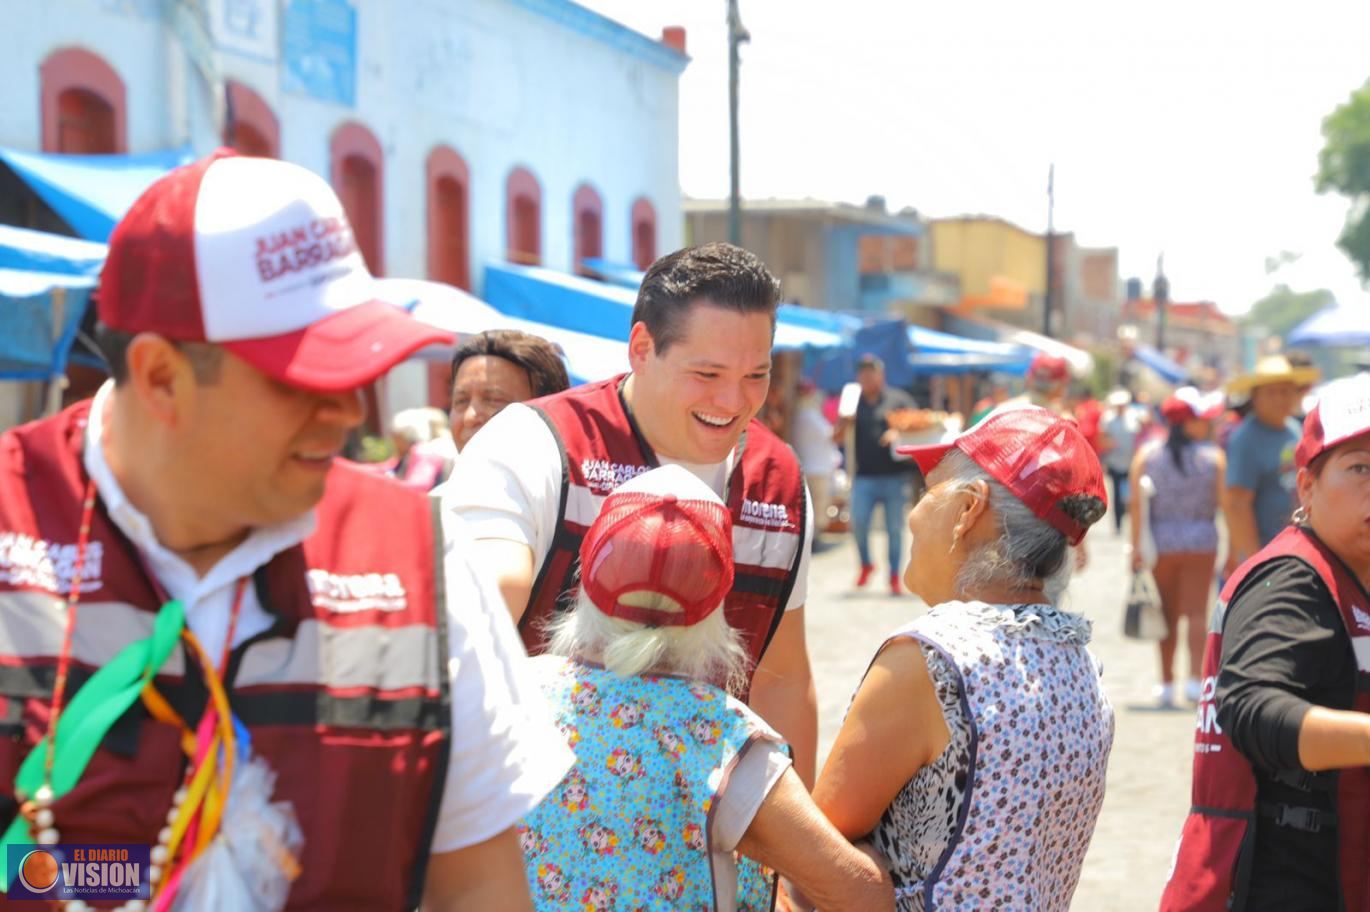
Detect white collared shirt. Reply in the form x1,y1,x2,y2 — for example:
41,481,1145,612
82,382,573,853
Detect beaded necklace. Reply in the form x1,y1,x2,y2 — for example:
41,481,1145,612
12,477,248,912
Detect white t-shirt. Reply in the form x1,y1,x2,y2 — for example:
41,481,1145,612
443,403,813,612
791,404,838,476
83,383,573,855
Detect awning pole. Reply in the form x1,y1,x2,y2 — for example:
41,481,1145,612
43,286,68,417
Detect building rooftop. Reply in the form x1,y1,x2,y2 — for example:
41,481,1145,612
514,0,689,73
683,197,923,233
1123,298,1232,327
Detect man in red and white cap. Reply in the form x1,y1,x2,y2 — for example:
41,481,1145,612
0,151,571,910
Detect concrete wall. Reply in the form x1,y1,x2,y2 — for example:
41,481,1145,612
930,217,1047,301
3,0,685,421
4,0,683,279
685,210,833,309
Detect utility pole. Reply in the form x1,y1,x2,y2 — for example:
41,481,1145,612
727,0,749,246
1043,163,1055,338
1154,254,1170,351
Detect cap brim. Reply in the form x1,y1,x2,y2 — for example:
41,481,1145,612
221,300,455,393
895,441,955,476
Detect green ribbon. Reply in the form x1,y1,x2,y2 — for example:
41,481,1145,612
2,599,185,886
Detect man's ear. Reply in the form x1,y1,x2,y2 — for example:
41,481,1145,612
124,334,195,427
627,321,655,372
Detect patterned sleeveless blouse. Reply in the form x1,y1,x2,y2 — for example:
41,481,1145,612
868,601,1114,911
520,657,781,912
1142,440,1221,554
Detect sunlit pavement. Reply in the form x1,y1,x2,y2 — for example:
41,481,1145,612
806,511,1195,910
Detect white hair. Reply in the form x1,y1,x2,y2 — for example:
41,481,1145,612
419,406,450,438
544,591,752,697
391,408,435,444
929,449,1077,605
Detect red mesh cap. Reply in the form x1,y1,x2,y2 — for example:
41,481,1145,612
1028,353,1071,384
1296,374,1370,469
897,404,1108,545
579,465,734,627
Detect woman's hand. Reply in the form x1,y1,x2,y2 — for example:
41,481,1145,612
1131,548,1144,573
737,769,895,912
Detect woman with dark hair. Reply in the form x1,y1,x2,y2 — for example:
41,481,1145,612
1162,374,1370,911
448,329,570,450
1129,386,1227,707
812,405,1113,911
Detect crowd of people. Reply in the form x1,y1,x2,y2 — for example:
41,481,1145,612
2,148,1369,912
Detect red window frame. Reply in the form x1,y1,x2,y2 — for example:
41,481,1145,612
40,47,126,154
506,166,542,266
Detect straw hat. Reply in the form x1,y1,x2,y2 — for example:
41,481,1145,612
1226,355,1320,397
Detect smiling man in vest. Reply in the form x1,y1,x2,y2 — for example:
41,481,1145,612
0,151,573,910
446,242,820,783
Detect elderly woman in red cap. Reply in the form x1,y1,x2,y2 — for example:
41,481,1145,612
812,404,1114,911
1129,386,1228,707
1162,374,1370,912
518,464,892,912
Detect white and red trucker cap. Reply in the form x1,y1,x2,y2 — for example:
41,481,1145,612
98,149,453,392
896,404,1107,545
1295,374,1370,470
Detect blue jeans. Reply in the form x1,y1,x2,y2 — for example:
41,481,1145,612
850,474,909,573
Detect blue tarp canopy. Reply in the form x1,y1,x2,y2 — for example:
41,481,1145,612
482,262,845,351
0,224,107,277
0,277,91,381
1288,304,1370,347
580,258,645,290
0,146,193,242
0,225,103,381
1130,344,1189,384
907,324,1034,375
814,318,916,391
373,278,628,385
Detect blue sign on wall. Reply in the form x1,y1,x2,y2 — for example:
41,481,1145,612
281,0,357,107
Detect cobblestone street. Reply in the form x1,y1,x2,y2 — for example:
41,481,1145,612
806,512,1196,911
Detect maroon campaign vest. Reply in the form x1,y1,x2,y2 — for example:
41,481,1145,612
1161,526,1370,912
521,376,807,693
0,402,449,911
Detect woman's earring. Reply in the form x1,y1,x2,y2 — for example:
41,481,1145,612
1293,505,1310,526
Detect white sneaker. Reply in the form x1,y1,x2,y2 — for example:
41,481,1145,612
1153,683,1176,708
1184,678,1202,703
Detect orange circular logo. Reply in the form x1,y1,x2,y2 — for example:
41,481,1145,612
18,849,59,893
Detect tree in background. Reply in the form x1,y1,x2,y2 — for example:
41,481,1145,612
1242,284,1334,340
1317,78,1370,279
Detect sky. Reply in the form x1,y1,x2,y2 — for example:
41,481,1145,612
579,0,1370,314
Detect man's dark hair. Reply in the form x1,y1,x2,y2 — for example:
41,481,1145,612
449,329,570,399
631,243,781,355
95,323,224,386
